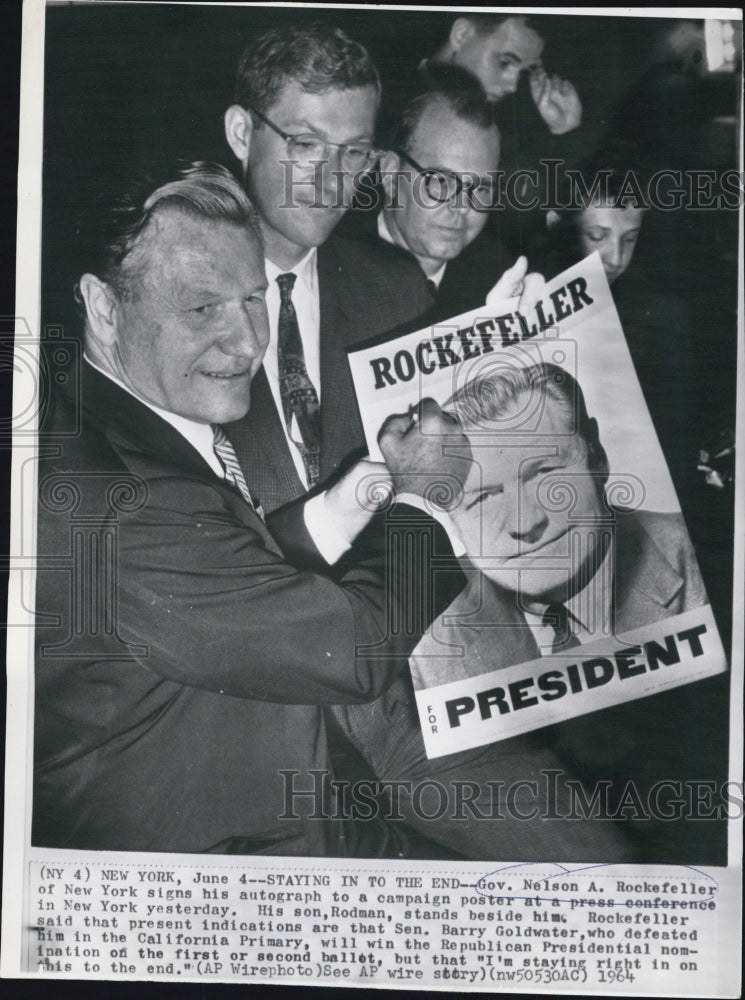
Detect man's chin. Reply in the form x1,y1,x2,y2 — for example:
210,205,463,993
478,563,572,601
196,392,252,427
291,209,346,246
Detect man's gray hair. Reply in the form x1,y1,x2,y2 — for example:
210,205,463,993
75,161,262,304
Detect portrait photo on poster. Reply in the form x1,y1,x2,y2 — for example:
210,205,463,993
1,2,743,996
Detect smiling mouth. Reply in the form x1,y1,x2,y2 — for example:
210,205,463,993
502,533,569,560
201,371,250,380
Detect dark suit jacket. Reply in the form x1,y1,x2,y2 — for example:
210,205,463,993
225,232,433,515
339,205,515,326
32,363,465,855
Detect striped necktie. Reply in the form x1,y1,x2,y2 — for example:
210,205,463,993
212,425,264,520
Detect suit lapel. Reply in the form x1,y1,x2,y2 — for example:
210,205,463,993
612,512,685,633
317,243,366,478
81,363,280,552
225,366,305,511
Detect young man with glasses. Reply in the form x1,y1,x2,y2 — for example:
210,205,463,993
223,21,433,512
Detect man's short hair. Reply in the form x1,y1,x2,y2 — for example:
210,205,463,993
233,21,380,113
447,362,610,485
388,66,497,153
454,13,539,38
75,161,261,305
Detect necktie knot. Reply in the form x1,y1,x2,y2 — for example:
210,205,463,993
277,272,297,305
542,602,581,653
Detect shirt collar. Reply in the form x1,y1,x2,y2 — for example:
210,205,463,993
264,246,318,294
83,354,223,477
523,543,615,640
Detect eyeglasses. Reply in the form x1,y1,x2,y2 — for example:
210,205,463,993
250,107,381,174
396,150,496,213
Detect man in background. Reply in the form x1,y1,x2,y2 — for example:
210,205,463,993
223,22,433,513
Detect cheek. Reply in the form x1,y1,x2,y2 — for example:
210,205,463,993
580,235,598,258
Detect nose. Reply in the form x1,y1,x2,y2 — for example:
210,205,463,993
502,69,520,95
603,239,624,271
508,482,549,544
220,300,269,362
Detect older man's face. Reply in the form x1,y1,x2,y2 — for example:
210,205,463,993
385,103,499,276
453,17,544,102
112,208,269,424
450,390,607,604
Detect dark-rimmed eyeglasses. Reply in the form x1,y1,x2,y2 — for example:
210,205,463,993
250,107,381,174
396,149,496,213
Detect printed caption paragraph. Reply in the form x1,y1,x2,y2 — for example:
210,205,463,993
24,857,736,991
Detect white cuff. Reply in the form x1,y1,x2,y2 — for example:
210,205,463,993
303,492,353,565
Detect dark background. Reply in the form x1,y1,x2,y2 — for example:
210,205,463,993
3,1,742,996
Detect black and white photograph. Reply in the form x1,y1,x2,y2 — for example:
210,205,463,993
2,2,742,994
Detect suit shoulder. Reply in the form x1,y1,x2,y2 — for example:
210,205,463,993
622,508,690,547
617,507,699,579
323,232,428,289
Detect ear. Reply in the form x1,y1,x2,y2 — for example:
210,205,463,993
224,104,253,173
379,150,400,201
77,274,118,346
449,17,476,53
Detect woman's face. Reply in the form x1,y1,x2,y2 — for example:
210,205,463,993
578,202,645,284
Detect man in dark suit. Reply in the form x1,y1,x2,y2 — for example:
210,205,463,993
350,80,509,320
32,162,473,856
341,78,547,322
411,362,727,863
223,22,433,512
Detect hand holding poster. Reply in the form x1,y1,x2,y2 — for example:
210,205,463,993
348,254,727,758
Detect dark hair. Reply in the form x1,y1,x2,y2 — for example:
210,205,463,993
74,161,261,306
455,13,540,38
558,152,652,215
234,21,380,113
447,362,609,486
388,67,497,153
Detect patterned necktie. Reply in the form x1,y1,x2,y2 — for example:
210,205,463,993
542,602,582,654
212,425,264,520
276,272,321,487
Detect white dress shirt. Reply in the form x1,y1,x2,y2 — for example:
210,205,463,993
263,249,321,489
522,546,614,654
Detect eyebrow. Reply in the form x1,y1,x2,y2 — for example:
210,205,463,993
278,118,374,143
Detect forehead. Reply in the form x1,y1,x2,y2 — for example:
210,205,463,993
408,102,500,174
580,203,645,233
130,208,264,288
483,17,544,63
465,390,586,467
265,79,378,135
